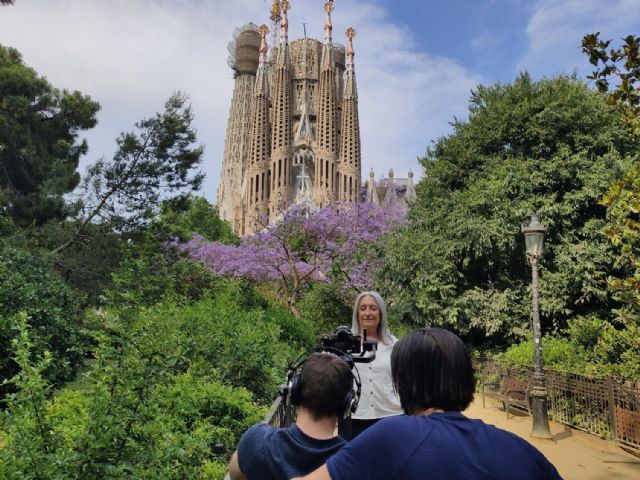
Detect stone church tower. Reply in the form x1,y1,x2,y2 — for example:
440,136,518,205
216,0,362,235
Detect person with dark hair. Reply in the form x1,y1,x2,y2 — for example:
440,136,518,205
228,353,353,480
294,328,562,480
344,291,402,439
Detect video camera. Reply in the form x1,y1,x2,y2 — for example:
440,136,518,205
319,326,377,367
279,326,373,429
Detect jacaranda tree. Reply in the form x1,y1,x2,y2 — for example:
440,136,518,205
179,202,405,316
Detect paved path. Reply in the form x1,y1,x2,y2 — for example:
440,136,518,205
465,398,640,479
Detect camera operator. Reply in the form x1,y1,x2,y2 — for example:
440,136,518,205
346,291,402,439
228,353,353,480
293,328,562,480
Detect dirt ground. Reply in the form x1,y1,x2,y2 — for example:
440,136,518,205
464,397,640,480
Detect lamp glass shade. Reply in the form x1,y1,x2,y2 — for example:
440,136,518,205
524,231,544,255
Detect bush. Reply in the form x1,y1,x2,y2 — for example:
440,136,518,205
174,290,291,402
0,247,84,397
0,247,311,478
98,281,292,402
170,258,221,301
591,323,640,379
0,313,265,479
500,336,592,373
107,252,222,308
156,195,238,245
299,283,354,338
0,212,15,238
498,317,640,380
105,195,237,309
264,306,315,351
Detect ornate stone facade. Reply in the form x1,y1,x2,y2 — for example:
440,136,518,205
216,1,362,235
365,169,417,209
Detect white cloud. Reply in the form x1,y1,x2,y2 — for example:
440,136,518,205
518,0,640,79
0,0,480,201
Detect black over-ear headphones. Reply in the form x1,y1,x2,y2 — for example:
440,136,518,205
282,349,361,418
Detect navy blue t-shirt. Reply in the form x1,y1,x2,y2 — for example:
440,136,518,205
238,423,345,480
327,412,562,480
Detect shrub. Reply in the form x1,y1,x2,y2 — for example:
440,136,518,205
173,291,291,402
0,247,84,397
299,283,354,338
0,312,265,479
264,306,315,351
498,318,640,380
500,335,592,373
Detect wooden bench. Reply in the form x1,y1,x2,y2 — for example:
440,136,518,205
482,376,531,419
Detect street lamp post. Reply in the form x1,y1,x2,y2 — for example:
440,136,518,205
522,213,553,439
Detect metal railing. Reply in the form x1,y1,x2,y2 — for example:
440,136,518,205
264,393,295,429
479,360,640,454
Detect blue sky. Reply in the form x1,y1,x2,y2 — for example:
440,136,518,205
1,0,639,203
390,0,532,80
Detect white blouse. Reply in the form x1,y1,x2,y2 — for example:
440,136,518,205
352,339,403,420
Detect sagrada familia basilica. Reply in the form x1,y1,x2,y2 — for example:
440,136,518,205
216,0,416,235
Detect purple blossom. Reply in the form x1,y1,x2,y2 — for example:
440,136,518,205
178,202,405,315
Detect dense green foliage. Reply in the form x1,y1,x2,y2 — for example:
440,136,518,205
499,316,640,379
298,283,354,336
601,164,640,327
582,33,640,328
107,195,238,308
0,44,99,227
0,247,84,397
377,74,639,346
0,282,305,478
158,195,237,245
22,222,123,303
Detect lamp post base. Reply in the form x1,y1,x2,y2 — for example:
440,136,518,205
530,393,553,439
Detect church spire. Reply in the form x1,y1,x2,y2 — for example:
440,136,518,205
345,26,355,72
255,24,270,96
320,0,334,68
295,86,315,143
269,0,293,217
244,24,272,234
217,24,261,233
276,0,290,65
314,1,339,206
384,168,398,206
338,27,361,203
268,0,281,62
